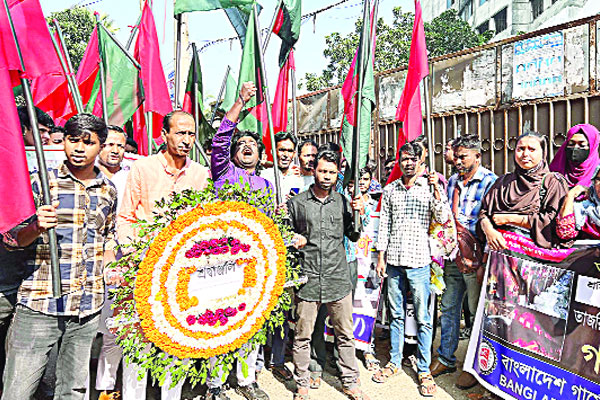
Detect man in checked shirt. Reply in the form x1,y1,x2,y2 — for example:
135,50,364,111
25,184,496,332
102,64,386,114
373,141,451,397
2,114,117,400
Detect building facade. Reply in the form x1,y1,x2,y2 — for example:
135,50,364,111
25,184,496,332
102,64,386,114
423,0,600,40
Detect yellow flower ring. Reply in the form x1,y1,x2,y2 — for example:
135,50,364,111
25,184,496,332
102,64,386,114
134,201,287,359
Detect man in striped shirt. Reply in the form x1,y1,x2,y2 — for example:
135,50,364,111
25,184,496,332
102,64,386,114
2,114,117,400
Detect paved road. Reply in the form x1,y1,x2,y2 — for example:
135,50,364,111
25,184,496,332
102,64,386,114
84,327,492,400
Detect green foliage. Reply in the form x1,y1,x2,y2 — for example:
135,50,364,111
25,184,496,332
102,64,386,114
301,8,494,91
106,180,300,388
47,8,119,71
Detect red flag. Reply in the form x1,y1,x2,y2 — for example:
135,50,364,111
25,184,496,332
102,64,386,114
387,0,429,186
6,0,75,122
263,50,295,162
0,4,35,233
133,1,173,147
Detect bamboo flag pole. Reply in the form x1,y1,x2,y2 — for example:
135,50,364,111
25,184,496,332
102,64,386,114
174,14,182,109
262,0,283,53
190,43,209,165
51,21,84,113
253,3,282,204
291,63,298,137
210,65,231,126
352,0,371,232
423,69,434,172
48,26,84,114
3,0,62,298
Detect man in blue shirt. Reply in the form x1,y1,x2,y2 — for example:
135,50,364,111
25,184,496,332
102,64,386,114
430,134,497,389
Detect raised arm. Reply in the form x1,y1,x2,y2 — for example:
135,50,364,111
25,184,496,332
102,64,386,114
211,82,257,180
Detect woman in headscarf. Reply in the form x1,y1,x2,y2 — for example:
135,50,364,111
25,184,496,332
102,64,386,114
478,131,570,250
549,124,600,187
556,165,600,240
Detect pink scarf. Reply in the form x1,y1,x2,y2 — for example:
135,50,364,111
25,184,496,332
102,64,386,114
549,124,600,187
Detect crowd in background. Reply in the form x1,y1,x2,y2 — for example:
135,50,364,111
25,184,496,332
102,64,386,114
2,81,600,400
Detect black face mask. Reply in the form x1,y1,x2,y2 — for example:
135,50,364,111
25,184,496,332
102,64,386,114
566,147,590,164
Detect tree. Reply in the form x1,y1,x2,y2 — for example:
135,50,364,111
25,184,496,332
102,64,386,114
301,8,493,91
47,8,119,71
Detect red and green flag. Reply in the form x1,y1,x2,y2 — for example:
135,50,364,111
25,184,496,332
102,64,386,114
182,49,215,144
272,0,301,66
236,6,267,135
174,0,255,14
76,23,144,127
340,0,377,186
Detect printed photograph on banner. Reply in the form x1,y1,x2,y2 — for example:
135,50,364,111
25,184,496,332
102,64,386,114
482,251,574,362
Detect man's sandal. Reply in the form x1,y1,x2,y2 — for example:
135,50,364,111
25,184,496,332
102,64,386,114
309,372,321,389
342,387,371,400
364,353,380,372
418,372,437,397
371,363,400,383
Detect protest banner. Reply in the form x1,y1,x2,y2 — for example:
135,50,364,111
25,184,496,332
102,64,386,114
465,229,600,400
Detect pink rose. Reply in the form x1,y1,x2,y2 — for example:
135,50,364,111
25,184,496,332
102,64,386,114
238,303,246,311
186,315,196,325
224,307,237,317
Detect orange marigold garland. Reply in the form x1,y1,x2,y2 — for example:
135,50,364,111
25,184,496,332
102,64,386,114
107,184,300,387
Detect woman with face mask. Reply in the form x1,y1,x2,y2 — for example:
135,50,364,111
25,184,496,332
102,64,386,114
549,124,600,187
556,166,600,240
478,132,570,250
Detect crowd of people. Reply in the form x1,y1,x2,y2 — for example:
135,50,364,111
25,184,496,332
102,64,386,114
2,81,600,400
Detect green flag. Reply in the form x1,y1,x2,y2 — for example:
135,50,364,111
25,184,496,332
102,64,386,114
340,3,376,187
174,0,255,14
236,7,266,134
86,25,144,126
183,49,215,145
219,69,238,112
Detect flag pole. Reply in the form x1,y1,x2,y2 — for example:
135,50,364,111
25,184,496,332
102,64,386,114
253,4,282,204
51,21,84,113
125,14,143,50
3,0,62,298
262,0,283,53
48,26,84,114
174,14,182,108
145,111,153,155
95,15,109,124
352,0,371,232
423,69,434,172
190,43,209,165
210,65,231,126
291,60,298,137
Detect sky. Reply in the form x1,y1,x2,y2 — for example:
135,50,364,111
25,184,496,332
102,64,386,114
40,0,414,100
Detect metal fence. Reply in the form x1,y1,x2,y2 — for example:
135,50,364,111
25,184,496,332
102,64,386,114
295,13,600,181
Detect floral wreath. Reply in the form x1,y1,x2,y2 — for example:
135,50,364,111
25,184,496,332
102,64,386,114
107,182,300,386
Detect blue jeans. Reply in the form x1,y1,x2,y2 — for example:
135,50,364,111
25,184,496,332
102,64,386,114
437,262,481,368
2,305,99,400
387,264,433,374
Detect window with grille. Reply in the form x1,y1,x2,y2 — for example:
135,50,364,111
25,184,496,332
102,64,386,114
494,7,507,32
531,0,544,20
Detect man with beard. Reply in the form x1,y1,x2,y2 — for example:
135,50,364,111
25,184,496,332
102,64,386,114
2,114,117,400
288,149,368,400
261,132,303,198
207,82,270,400
373,142,450,397
117,111,209,399
430,134,496,390
298,139,317,188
